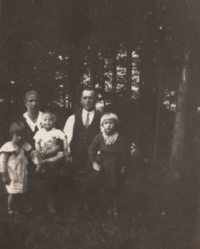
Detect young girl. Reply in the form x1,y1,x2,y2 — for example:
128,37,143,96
0,121,41,214
89,113,127,216
34,111,68,213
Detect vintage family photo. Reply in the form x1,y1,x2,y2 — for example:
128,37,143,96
0,0,199,248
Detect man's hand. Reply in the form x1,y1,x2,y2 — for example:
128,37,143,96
93,162,101,171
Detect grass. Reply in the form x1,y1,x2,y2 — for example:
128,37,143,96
0,161,199,249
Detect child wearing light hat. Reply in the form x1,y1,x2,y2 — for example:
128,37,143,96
89,112,127,216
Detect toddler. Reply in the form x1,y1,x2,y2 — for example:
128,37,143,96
34,111,68,213
0,121,41,214
89,113,127,216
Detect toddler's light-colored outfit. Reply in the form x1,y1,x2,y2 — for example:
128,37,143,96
34,128,66,153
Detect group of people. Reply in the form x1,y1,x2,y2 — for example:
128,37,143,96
0,88,128,217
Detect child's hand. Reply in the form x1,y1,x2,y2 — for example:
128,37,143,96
121,166,126,175
2,175,10,185
93,162,101,171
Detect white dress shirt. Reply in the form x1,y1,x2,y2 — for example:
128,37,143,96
63,109,95,147
23,111,43,132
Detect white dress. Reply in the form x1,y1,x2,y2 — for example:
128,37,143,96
0,142,39,194
34,128,66,153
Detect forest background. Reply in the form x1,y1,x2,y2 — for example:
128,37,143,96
0,1,200,248
1,0,200,175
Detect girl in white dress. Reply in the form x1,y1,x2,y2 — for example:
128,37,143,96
0,121,41,214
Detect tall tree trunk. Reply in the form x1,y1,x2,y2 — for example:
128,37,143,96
90,37,98,88
68,49,82,113
169,50,191,177
112,47,117,101
126,44,132,101
152,61,163,166
152,39,164,166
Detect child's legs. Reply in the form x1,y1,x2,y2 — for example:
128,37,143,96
47,183,58,208
86,169,102,208
112,189,119,212
105,187,119,211
104,187,113,209
8,194,19,210
45,162,59,209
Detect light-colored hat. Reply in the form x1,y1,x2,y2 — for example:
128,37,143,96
100,113,119,126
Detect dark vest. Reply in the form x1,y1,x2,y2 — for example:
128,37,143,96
18,116,38,149
71,111,101,159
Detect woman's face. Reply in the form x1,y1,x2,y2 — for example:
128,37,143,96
25,94,40,114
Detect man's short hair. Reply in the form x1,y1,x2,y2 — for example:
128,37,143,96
81,87,97,98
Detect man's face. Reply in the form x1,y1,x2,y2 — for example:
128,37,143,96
24,94,40,114
81,90,96,111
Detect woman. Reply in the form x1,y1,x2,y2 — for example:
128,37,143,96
18,90,43,148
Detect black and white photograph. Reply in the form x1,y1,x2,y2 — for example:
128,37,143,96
0,0,200,248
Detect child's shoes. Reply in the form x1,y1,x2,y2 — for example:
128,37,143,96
48,206,57,214
8,209,15,215
25,206,33,213
106,208,112,215
113,211,119,217
113,206,119,217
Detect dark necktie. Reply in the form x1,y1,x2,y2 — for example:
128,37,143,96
34,125,38,133
85,113,90,129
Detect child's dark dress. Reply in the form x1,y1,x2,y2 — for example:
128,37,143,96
89,133,126,190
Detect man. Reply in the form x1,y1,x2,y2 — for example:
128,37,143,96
63,88,101,210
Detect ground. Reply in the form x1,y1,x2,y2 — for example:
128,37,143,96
0,160,199,249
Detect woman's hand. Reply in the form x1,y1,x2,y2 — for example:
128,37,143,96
93,162,101,171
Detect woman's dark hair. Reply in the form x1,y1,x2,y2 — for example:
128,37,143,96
10,121,26,137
